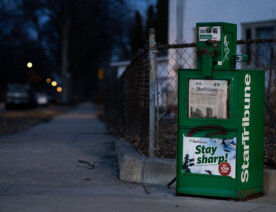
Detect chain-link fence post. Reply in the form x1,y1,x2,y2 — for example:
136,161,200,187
149,28,157,157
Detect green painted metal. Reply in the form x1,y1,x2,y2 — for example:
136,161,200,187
176,22,264,199
196,22,237,74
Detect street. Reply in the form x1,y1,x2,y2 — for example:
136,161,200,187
0,103,276,212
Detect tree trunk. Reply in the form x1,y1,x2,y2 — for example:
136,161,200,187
61,16,70,104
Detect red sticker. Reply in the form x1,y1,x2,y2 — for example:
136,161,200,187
219,162,231,176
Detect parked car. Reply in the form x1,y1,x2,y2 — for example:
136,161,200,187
5,83,35,109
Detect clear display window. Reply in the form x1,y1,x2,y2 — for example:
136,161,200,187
188,79,229,119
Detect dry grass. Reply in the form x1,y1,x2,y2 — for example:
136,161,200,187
0,105,73,135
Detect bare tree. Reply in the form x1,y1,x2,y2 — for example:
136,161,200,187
14,0,131,103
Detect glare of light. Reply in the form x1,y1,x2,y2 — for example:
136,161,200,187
27,62,33,68
51,81,57,86
57,87,62,92
46,78,51,84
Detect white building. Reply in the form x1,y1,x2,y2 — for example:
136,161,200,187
163,0,276,108
110,60,130,79
110,57,169,107
169,0,276,43
111,0,276,109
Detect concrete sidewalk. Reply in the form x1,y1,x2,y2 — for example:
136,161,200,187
0,103,275,212
116,139,276,196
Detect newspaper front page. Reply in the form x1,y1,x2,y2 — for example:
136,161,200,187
189,79,228,119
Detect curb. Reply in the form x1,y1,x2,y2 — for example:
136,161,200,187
115,139,276,196
263,169,276,196
115,139,176,185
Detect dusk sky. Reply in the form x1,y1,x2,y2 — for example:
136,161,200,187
128,0,157,18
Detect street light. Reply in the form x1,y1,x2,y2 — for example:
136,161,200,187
46,78,51,84
51,81,57,87
57,87,62,92
27,62,33,68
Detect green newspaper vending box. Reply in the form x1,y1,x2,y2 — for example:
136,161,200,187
177,22,265,199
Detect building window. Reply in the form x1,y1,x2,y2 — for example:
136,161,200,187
242,21,276,68
256,26,274,67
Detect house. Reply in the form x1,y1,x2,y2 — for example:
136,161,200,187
169,0,276,43
168,0,276,71
110,61,130,79
164,0,276,107
110,56,169,107
110,0,276,109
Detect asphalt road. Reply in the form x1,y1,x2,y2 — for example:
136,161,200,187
0,103,275,212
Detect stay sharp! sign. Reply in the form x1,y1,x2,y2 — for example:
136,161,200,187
182,135,236,178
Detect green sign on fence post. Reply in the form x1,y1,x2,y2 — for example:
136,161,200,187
177,22,264,199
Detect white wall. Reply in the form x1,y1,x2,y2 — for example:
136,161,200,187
169,0,276,43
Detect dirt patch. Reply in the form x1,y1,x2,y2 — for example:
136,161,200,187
0,105,74,135
156,116,276,169
104,112,276,169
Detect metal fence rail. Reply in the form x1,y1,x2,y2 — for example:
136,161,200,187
105,37,276,168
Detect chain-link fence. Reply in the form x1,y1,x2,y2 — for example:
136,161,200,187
105,38,276,168
104,48,150,155
156,38,276,168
